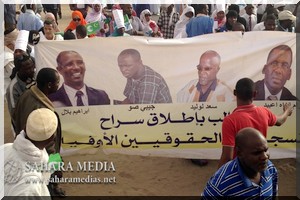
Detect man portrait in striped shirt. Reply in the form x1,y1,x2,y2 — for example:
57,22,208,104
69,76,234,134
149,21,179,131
202,127,278,198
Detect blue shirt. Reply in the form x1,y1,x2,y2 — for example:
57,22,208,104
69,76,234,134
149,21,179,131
17,9,43,31
186,15,214,37
202,158,278,199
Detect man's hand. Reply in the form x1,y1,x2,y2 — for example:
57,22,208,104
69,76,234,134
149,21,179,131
283,103,293,116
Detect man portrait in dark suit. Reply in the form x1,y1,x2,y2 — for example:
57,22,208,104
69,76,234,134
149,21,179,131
254,44,297,100
49,50,110,107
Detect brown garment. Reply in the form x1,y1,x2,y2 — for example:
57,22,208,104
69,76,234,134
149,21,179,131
12,85,62,153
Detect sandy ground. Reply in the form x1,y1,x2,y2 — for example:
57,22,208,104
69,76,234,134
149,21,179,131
3,4,296,196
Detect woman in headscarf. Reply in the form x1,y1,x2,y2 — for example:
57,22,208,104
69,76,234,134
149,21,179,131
85,3,109,37
64,10,87,32
213,4,226,32
173,5,194,38
140,9,162,37
44,12,60,32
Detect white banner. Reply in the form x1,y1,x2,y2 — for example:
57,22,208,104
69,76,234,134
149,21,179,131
35,31,296,159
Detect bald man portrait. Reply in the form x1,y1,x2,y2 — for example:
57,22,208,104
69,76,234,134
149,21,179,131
177,50,234,103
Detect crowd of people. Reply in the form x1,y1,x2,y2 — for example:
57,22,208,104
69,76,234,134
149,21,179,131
2,2,298,199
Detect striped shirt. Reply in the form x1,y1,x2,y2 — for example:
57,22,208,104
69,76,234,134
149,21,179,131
201,158,278,199
124,65,172,104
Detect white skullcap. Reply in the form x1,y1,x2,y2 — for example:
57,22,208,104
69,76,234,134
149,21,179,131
26,108,58,142
113,9,125,29
14,30,29,52
278,10,296,21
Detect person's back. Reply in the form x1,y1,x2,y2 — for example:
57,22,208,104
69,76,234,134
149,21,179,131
17,4,43,31
12,68,59,137
4,108,58,198
222,103,276,141
218,78,293,168
186,4,213,37
4,140,51,197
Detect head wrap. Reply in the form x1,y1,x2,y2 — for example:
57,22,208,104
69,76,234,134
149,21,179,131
64,11,87,32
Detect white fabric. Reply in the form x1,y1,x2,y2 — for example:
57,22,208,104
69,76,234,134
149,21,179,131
140,9,154,36
14,30,29,52
177,79,235,103
113,9,125,29
211,4,226,19
85,2,103,23
278,10,296,22
173,6,194,38
4,131,51,197
140,9,152,25
168,6,175,27
252,21,265,31
39,31,64,41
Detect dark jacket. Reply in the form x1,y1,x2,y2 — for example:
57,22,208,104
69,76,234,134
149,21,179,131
254,79,297,100
49,85,110,106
